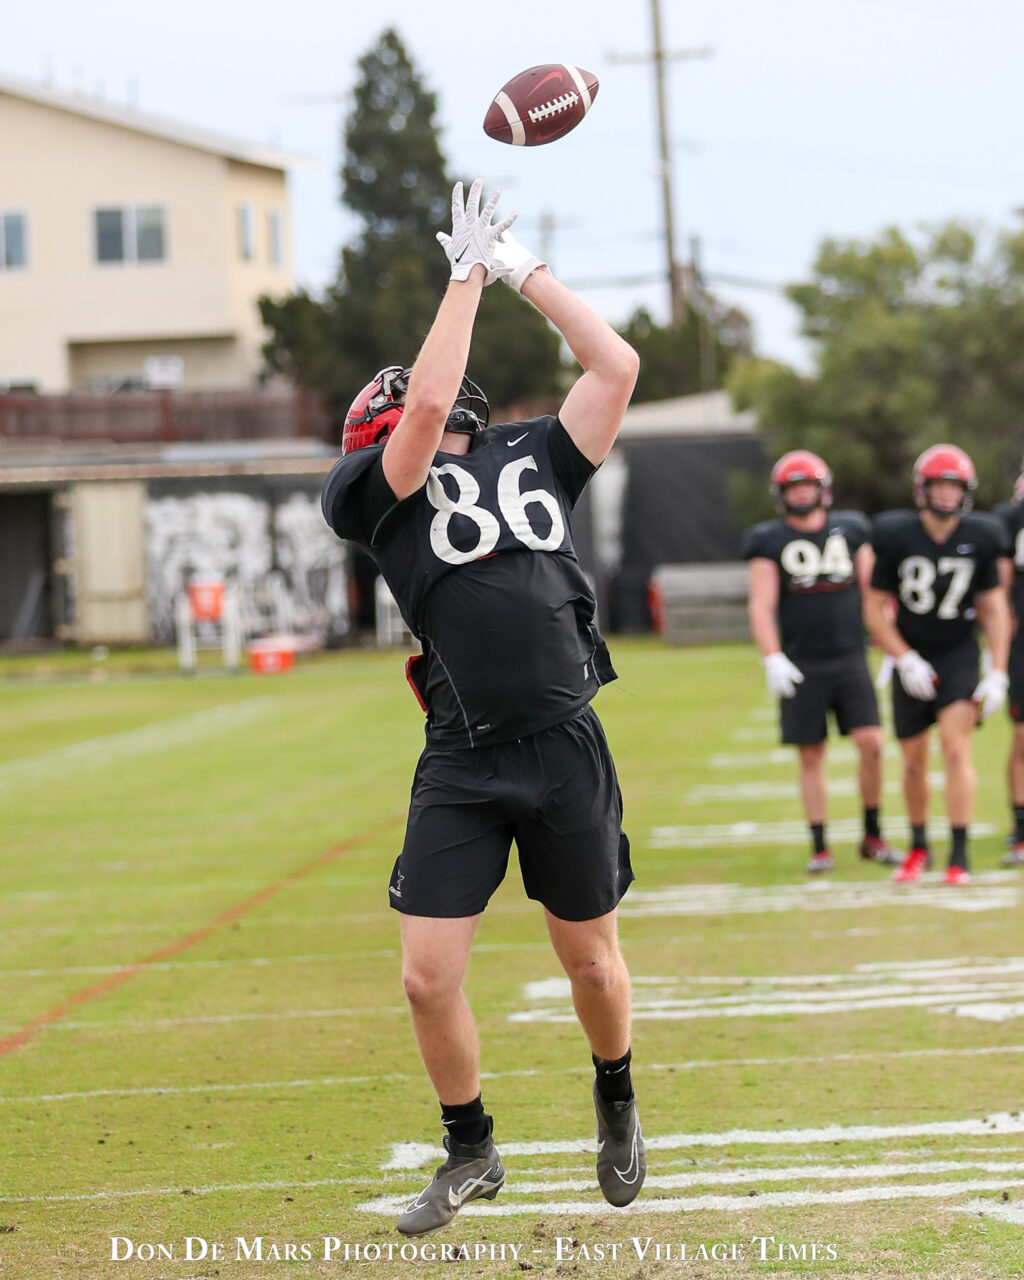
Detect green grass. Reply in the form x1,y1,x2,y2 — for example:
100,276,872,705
1,639,1022,1279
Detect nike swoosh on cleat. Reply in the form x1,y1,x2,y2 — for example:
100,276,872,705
613,1126,643,1182
506,433,528,446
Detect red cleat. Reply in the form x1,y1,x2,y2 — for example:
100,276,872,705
1001,843,1024,868
805,851,834,874
893,847,930,883
943,865,972,886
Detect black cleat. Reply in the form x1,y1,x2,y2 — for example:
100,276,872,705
396,1131,505,1236
593,1082,646,1207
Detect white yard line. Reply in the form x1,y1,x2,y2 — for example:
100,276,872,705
357,1178,1024,1218
647,818,998,849
686,774,944,803
4,1045,1024,1106
384,1112,1024,1169
0,698,276,792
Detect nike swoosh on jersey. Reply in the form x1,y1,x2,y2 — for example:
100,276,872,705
507,432,529,446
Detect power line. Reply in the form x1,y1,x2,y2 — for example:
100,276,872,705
561,269,786,294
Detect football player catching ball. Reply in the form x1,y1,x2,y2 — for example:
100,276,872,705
322,181,645,1233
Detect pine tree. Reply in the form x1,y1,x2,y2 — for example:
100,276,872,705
260,28,562,430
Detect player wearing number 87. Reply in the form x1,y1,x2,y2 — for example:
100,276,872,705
865,444,1011,885
321,179,645,1232
744,452,898,875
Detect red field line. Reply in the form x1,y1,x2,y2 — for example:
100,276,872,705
0,814,404,1057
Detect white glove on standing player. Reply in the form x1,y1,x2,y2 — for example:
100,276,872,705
485,228,547,292
436,179,517,282
895,650,938,700
763,651,804,699
972,668,1009,720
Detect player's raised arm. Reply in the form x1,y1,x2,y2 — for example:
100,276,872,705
382,181,515,500
487,230,639,466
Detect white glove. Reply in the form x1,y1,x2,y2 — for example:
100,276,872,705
895,650,938,700
875,655,894,690
763,651,804,699
972,668,1009,720
436,179,517,282
485,228,547,292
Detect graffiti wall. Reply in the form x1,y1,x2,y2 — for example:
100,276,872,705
144,479,348,644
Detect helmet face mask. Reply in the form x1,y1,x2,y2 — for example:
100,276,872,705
770,450,832,515
342,367,489,454
444,375,489,437
912,444,976,516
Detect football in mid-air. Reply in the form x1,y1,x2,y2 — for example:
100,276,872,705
483,64,599,147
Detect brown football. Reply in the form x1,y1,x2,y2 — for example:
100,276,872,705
483,64,599,147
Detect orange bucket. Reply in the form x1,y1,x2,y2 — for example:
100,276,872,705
247,639,297,674
187,576,226,622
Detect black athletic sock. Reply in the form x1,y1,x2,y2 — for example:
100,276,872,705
911,824,928,851
863,807,881,840
949,826,969,870
810,823,827,855
1014,805,1024,844
593,1048,633,1104
440,1096,490,1149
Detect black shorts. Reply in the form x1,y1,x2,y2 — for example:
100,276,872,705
388,706,634,921
1010,641,1024,724
892,637,979,740
780,653,880,746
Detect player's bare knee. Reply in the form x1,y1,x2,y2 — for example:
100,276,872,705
855,727,883,760
940,739,971,772
402,965,459,1010
568,952,621,995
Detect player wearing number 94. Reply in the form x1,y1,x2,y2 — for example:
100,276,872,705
865,444,1011,886
321,180,645,1234
744,452,899,875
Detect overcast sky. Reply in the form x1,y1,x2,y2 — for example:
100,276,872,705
6,0,1023,367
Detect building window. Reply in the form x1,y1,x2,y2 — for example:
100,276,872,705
268,208,283,268
135,206,165,261
0,212,29,269
238,203,255,261
94,205,167,264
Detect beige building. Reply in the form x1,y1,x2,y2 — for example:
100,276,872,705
0,74,305,392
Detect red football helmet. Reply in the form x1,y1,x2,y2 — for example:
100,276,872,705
341,366,490,455
770,450,832,514
913,444,976,514
342,365,410,455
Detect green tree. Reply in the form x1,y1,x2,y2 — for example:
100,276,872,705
730,220,1024,513
618,300,752,402
259,28,562,429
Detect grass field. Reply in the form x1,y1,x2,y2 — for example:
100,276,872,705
2,638,1022,1280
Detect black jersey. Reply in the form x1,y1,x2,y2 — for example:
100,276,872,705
870,509,1006,655
742,511,870,661
994,501,1024,628
321,416,615,748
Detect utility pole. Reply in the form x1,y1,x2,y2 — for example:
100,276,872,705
610,2,712,325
